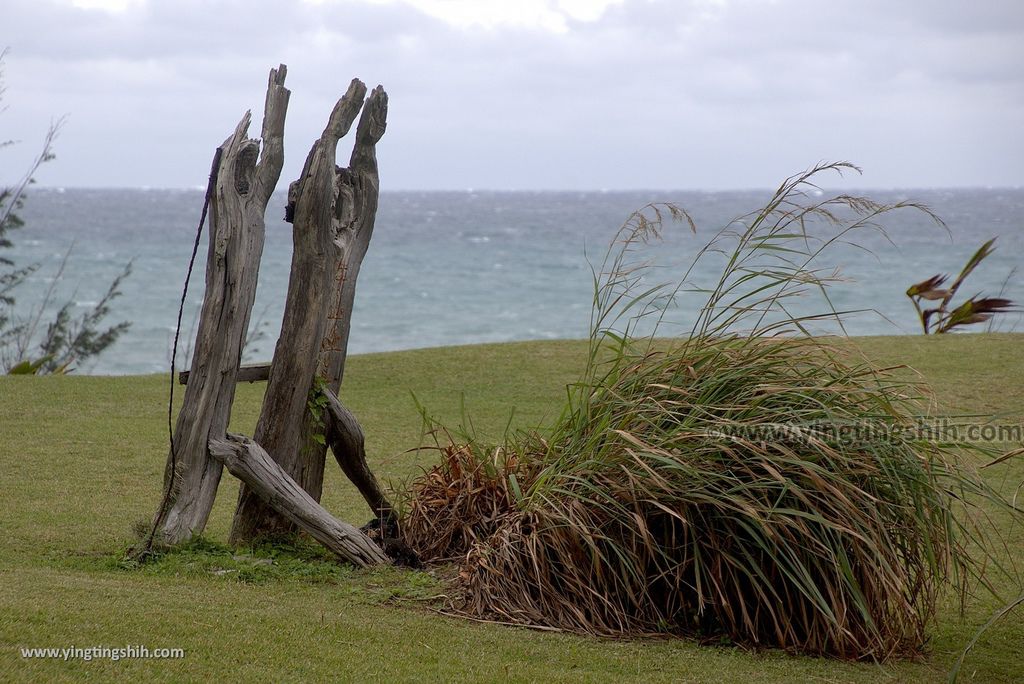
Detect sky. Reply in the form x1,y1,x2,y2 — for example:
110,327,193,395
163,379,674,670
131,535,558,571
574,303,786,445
1,0,1022,190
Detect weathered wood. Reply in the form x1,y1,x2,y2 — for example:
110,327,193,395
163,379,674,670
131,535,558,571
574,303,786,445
323,387,393,520
230,81,388,544
210,434,389,567
179,363,270,385
319,85,388,389
142,66,290,548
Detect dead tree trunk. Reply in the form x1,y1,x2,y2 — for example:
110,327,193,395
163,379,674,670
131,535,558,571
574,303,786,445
318,85,388,389
211,435,388,566
229,81,388,544
138,66,290,550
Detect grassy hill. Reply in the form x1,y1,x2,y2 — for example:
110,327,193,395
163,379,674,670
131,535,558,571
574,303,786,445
1,334,1022,682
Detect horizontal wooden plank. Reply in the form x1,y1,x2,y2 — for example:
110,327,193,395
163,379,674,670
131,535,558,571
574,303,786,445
178,363,271,385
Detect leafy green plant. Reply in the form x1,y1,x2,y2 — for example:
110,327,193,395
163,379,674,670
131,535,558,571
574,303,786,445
5,353,74,375
1,50,132,374
907,238,1015,334
2,244,132,373
400,162,1022,661
308,375,330,446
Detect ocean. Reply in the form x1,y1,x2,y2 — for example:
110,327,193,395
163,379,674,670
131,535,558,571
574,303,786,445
8,187,1023,375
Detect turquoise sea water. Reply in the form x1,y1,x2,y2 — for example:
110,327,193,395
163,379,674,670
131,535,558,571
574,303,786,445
8,187,1023,375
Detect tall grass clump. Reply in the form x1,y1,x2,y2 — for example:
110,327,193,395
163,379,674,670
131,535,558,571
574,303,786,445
400,162,1019,660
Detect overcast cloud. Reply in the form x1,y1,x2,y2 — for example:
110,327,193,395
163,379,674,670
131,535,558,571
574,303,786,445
2,0,1022,189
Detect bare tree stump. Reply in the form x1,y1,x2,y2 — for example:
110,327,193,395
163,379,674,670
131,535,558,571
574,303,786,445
139,66,290,549
210,435,388,566
230,81,388,544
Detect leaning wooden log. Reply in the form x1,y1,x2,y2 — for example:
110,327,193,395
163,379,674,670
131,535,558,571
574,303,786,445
135,66,290,553
323,387,393,520
210,434,389,567
179,363,270,385
230,80,388,544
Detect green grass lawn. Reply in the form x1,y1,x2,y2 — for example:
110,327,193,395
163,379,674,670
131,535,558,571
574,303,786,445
1,335,1022,682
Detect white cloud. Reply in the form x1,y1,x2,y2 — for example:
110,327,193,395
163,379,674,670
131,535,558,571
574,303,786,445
2,0,1022,189
344,0,625,32
67,0,142,11
557,0,624,23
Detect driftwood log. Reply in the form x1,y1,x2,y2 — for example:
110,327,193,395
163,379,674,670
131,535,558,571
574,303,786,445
230,80,388,544
210,434,388,566
140,66,290,549
323,388,393,520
